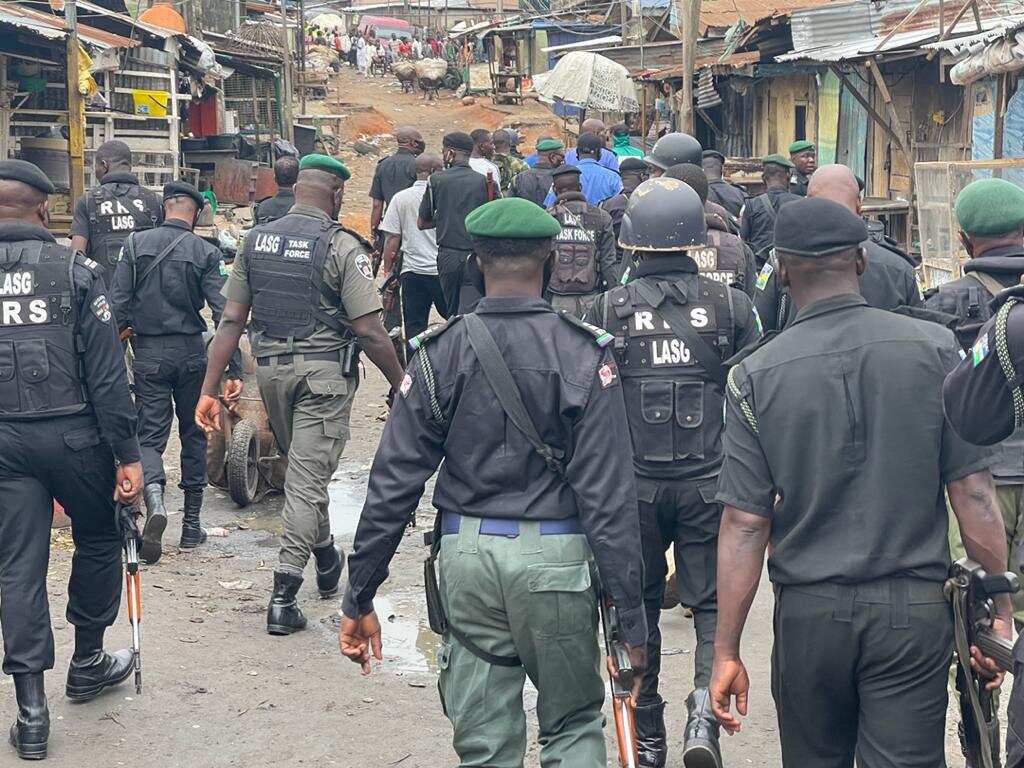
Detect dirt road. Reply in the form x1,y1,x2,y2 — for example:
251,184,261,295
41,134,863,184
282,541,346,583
26,64,976,768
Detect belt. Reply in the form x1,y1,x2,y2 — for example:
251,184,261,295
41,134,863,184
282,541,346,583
132,332,203,348
256,350,343,367
782,577,946,629
441,512,583,537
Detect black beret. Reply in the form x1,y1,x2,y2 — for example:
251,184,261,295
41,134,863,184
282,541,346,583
163,181,204,210
442,131,474,153
702,149,725,163
551,165,582,179
774,197,868,257
619,158,648,174
0,159,54,195
577,133,604,154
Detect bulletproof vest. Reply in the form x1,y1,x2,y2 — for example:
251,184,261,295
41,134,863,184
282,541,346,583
86,183,160,268
703,227,746,289
0,242,89,420
547,201,601,296
604,275,735,477
244,213,342,343
600,193,628,242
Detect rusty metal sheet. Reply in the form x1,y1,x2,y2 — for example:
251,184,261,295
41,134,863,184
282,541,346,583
213,159,258,206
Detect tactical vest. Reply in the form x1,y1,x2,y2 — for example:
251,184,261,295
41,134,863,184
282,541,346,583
0,242,89,420
604,275,734,477
86,183,160,268
548,202,601,296
600,194,628,242
244,213,352,346
703,229,747,290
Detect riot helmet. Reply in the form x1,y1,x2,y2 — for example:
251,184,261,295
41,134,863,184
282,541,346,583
618,177,708,252
643,132,702,173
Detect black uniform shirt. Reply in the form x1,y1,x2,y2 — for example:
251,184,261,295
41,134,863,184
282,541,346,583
342,296,646,646
718,294,993,585
418,161,490,253
789,171,809,197
0,221,140,462
109,219,229,338
71,171,163,241
370,148,417,206
509,163,557,209
944,289,1024,447
707,178,746,219
253,188,295,224
740,186,800,262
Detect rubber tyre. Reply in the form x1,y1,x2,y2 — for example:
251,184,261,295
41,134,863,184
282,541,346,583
227,418,260,507
442,73,461,90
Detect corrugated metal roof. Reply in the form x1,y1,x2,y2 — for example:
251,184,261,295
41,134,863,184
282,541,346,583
0,2,137,50
922,14,1024,55
700,0,836,32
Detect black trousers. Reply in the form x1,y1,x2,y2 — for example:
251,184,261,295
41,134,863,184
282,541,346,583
0,414,121,675
400,271,448,342
1007,641,1024,768
637,476,720,704
772,579,952,768
132,333,207,491
437,247,471,317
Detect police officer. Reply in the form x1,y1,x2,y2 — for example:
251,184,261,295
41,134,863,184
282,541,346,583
546,165,619,317
254,156,299,225
788,140,816,196
702,149,746,219
70,140,162,270
663,163,758,297
339,197,646,768
509,137,565,208
492,129,527,192
643,132,703,178
740,154,801,265
0,160,144,760
417,131,493,314
369,126,423,250
710,196,1008,767
110,181,243,565
196,155,405,636
755,164,922,331
584,177,759,768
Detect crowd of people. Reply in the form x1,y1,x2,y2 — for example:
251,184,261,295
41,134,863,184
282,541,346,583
1,109,1024,768
305,22,455,77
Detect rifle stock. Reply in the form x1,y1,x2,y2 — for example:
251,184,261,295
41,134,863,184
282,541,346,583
600,597,638,768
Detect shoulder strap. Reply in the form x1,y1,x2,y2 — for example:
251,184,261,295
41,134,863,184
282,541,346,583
556,311,614,347
633,280,728,387
134,232,190,288
758,193,778,222
967,271,1007,301
463,313,565,478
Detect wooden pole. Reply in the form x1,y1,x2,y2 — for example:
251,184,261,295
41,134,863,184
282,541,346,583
169,38,180,181
298,0,307,115
279,0,295,142
66,0,85,201
994,72,1006,159
679,0,700,134
873,0,929,52
926,0,976,60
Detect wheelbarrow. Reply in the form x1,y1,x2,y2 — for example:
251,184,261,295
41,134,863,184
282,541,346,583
205,335,287,507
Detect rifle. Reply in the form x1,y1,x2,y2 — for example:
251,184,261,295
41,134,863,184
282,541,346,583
600,596,638,768
946,557,1018,768
116,502,143,694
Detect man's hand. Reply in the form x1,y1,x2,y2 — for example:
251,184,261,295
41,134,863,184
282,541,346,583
222,378,244,406
605,643,647,701
709,655,750,734
970,613,1012,691
195,394,222,433
114,461,143,504
339,611,383,675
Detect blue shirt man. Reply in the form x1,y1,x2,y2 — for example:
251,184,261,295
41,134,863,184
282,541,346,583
544,133,622,206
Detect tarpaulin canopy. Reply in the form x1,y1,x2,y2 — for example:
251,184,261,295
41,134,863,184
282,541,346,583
533,51,639,113
949,29,1024,86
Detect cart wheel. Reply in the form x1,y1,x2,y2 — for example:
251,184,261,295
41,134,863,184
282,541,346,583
227,418,260,507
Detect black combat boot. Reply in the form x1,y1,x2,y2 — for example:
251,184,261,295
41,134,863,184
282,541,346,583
683,688,723,768
179,490,206,549
65,627,133,703
635,700,668,768
9,673,48,760
140,482,167,565
313,538,345,599
267,571,307,635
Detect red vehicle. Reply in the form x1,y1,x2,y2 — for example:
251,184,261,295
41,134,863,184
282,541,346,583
357,15,413,41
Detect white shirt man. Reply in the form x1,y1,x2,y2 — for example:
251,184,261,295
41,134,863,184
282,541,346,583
468,157,501,192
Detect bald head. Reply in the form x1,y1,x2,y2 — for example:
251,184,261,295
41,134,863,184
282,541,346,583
580,118,605,135
395,125,424,152
294,168,345,219
807,164,861,214
415,153,443,178
0,180,48,225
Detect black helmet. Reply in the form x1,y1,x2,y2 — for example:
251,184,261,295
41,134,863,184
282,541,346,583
644,132,703,171
619,177,708,251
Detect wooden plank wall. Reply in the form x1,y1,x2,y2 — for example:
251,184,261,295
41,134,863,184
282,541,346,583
753,73,817,157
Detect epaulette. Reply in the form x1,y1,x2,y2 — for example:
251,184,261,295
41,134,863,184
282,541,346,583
556,310,614,348
74,252,102,273
409,315,463,350
339,225,374,253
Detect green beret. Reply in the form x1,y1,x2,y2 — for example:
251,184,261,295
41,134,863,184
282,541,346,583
299,153,351,181
762,153,794,169
466,198,561,239
955,178,1024,236
536,138,564,151
788,140,815,155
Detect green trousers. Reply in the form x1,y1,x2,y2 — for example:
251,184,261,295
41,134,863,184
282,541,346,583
948,483,1024,623
255,357,354,575
437,516,606,768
